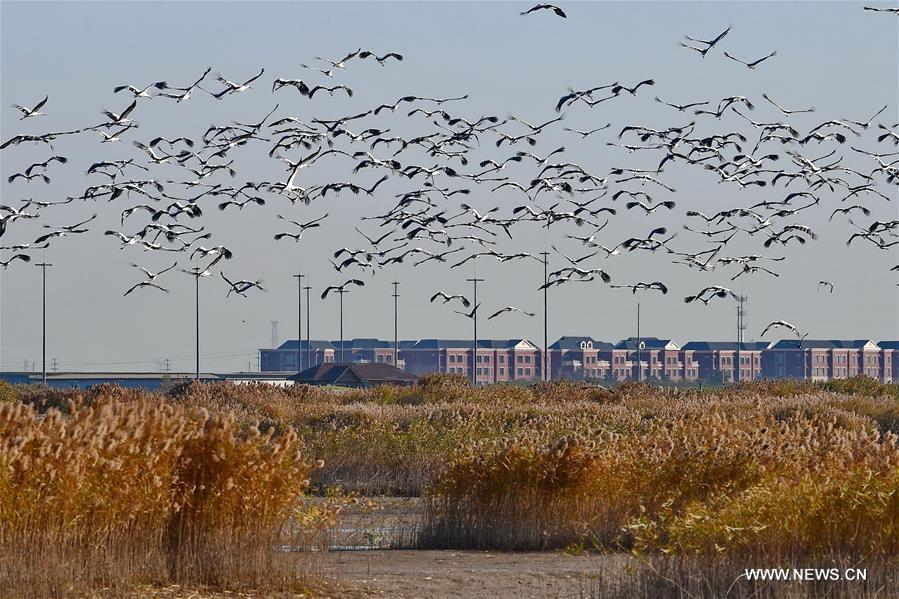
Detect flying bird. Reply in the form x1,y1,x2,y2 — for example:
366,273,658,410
430,291,471,308
684,286,737,305
520,4,567,18
273,213,328,242
221,272,265,297
611,281,668,294
113,81,168,98
12,95,48,119
454,303,481,319
863,5,899,13
359,51,404,65
123,281,169,296
321,279,365,299
681,25,731,57
723,50,777,69
0,254,31,269
487,306,536,319
761,320,807,342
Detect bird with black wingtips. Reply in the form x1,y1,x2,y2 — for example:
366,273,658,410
682,25,731,58
321,279,365,299
358,51,404,65
684,286,738,305
113,81,168,99
520,4,566,18
221,272,265,297
12,95,48,119
761,320,807,343
487,306,535,320
723,50,777,69
611,281,668,295
430,291,471,308
0,254,31,269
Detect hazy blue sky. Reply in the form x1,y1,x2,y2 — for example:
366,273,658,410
1,1,897,372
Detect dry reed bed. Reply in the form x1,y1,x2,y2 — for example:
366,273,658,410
0,393,328,598
4,377,899,561
421,409,899,554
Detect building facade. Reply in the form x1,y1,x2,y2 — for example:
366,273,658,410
680,342,770,383
260,340,336,372
403,339,543,384
259,337,898,384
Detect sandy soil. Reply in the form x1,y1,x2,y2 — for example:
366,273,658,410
321,550,626,598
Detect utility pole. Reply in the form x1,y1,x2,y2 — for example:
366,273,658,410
304,285,311,367
182,268,205,381
195,273,199,380
336,289,348,363
293,270,305,370
736,294,747,383
392,281,400,368
36,262,52,385
636,302,642,382
540,251,549,382
466,277,484,385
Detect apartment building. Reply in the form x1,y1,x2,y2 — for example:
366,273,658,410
260,337,898,384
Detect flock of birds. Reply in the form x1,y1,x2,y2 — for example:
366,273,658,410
2,3,898,348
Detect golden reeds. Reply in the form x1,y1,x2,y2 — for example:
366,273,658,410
4,374,899,596
0,394,323,598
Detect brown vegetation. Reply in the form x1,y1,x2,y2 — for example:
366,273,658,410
0,390,328,598
3,375,899,596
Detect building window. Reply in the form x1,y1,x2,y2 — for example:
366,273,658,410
450,355,456,363
526,367,532,376
517,367,523,376
484,355,490,364
526,355,531,364
386,355,392,363
500,355,505,363
499,367,505,375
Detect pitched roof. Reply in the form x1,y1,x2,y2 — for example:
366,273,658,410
769,339,879,350
331,338,393,350
409,339,537,350
681,341,772,351
549,336,614,350
277,340,336,351
290,363,418,386
615,337,679,350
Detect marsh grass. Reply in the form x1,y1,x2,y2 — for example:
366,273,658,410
5,375,899,596
0,394,328,598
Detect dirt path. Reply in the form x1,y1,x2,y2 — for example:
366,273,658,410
321,549,627,598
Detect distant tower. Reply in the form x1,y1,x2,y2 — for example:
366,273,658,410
270,320,279,349
736,295,748,382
